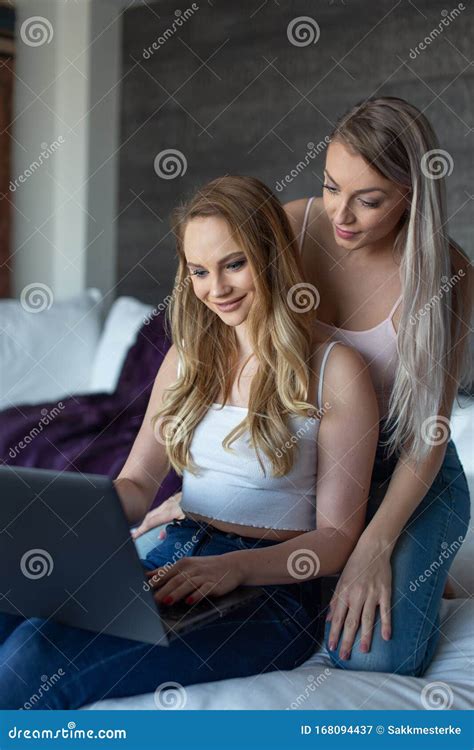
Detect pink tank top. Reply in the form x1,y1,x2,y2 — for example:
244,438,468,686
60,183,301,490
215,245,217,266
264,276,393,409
298,196,402,419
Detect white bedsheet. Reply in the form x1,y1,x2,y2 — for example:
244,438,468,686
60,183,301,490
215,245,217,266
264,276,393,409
84,598,473,711
84,397,473,711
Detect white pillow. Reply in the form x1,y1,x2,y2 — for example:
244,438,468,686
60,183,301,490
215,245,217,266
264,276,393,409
0,287,103,410
89,296,154,393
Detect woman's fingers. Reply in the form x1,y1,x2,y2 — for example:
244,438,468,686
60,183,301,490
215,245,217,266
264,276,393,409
338,599,365,659
154,578,198,606
327,592,349,651
358,596,378,652
133,493,185,538
131,522,148,539
163,491,185,520
379,588,392,640
147,503,180,526
154,579,215,606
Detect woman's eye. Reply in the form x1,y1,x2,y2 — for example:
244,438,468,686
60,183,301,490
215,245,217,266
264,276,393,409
190,259,245,278
359,199,380,208
227,260,245,271
323,184,337,193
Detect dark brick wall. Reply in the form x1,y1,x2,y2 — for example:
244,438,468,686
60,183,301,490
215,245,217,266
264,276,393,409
117,0,472,305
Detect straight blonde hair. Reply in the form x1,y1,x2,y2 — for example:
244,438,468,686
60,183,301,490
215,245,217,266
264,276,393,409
331,96,473,463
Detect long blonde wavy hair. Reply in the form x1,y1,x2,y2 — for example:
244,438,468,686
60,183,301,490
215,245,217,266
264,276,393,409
330,96,473,463
151,175,318,478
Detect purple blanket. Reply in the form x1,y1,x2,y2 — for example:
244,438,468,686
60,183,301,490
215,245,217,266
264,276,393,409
0,313,182,509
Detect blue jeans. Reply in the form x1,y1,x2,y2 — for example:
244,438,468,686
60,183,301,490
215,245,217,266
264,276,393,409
0,519,320,709
322,436,471,676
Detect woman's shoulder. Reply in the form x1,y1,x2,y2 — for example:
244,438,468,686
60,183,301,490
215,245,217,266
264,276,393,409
161,343,181,380
312,339,377,414
314,339,367,376
312,339,369,387
283,196,326,234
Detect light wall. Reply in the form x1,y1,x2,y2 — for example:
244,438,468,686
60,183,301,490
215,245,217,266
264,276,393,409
11,0,123,310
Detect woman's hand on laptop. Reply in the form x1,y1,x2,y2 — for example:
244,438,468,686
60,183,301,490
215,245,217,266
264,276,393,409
131,492,184,540
146,553,245,606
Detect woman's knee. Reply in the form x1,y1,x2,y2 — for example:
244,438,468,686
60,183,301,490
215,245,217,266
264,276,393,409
323,620,435,676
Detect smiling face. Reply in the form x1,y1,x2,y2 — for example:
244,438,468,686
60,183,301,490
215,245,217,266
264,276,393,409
323,139,410,251
183,215,256,325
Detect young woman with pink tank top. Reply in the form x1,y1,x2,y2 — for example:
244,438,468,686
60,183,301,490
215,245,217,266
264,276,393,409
0,176,380,708
282,97,472,675
133,98,471,680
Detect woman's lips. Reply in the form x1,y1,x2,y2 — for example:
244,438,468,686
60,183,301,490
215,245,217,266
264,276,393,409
214,294,247,312
335,225,359,239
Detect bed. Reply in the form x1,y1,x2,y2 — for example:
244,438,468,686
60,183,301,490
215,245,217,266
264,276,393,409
85,396,473,711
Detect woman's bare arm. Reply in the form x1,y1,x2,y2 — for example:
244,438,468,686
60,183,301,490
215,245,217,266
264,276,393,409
322,250,472,654
234,345,380,585
114,344,180,526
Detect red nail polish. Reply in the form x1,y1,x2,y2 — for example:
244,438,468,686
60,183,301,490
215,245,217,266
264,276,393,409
340,650,348,660
163,596,173,605
360,642,368,652
328,640,336,651
185,596,194,604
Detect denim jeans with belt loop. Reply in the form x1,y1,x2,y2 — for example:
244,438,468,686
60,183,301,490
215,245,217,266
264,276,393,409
0,518,321,709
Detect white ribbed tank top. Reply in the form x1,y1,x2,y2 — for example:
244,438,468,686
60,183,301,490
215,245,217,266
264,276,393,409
178,341,339,531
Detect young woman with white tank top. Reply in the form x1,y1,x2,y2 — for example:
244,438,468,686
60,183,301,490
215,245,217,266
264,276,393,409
0,175,380,709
